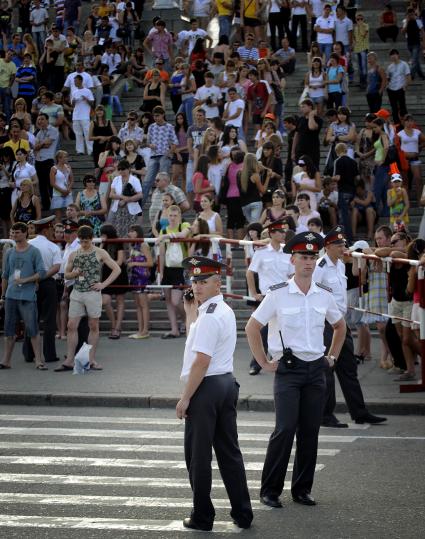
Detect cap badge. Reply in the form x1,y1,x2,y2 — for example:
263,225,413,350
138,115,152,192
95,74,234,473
306,243,313,251
338,234,343,239
193,267,201,275
305,233,315,241
189,258,200,265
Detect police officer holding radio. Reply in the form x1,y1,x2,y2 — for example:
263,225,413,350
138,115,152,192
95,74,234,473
313,226,387,427
246,232,346,509
176,256,253,532
246,219,295,375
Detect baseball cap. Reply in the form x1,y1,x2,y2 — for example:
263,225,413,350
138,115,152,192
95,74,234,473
376,109,390,119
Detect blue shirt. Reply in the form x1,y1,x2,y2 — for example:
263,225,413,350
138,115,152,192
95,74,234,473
2,245,46,302
16,64,37,96
327,65,344,93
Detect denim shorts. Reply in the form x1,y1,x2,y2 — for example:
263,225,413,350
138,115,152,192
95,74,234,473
4,298,39,337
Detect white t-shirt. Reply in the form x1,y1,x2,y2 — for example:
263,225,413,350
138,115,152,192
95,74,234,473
310,0,325,18
71,88,94,120
194,84,222,118
291,1,307,15
64,71,94,91
192,0,212,18
224,98,245,128
334,16,353,46
185,28,209,56
101,52,121,75
386,60,410,91
117,1,134,11
315,15,335,44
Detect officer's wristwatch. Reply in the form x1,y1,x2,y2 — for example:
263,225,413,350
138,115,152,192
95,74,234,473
326,355,337,368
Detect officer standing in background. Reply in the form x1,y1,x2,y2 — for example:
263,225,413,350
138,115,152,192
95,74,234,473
246,219,295,375
246,232,346,508
23,215,62,364
176,256,253,532
313,226,387,427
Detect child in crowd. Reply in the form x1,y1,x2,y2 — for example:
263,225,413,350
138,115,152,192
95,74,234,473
317,176,338,229
387,173,409,231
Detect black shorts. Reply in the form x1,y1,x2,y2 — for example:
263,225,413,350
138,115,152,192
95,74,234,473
253,113,263,125
226,198,246,230
244,16,260,27
171,152,189,165
162,266,185,287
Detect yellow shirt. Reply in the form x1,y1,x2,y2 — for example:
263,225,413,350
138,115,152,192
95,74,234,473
0,58,16,88
243,0,257,18
97,5,111,17
216,0,233,16
3,138,30,157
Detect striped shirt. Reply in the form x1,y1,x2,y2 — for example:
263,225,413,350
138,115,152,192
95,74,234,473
236,46,259,64
16,65,37,96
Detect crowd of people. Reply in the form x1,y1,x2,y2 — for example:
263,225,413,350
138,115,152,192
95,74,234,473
0,0,424,375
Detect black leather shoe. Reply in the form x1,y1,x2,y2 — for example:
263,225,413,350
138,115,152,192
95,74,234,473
260,495,282,508
232,519,252,529
292,493,316,506
249,366,261,375
321,417,348,428
355,413,387,425
182,517,212,531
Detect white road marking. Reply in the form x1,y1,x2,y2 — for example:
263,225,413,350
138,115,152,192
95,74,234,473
0,441,341,456
0,455,325,472
0,426,358,442
0,473,264,489
0,414,370,430
0,492,269,510
0,515,242,533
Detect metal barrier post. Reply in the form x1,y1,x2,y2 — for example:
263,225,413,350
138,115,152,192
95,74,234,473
211,238,219,261
400,264,425,393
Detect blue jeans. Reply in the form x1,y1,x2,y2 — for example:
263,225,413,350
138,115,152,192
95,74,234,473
142,155,171,206
373,165,389,217
0,87,12,121
319,43,333,63
178,97,195,126
338,192,354,242
218,15,232,39
242,201,263,223
33,31,46,55
408,44,425,79
356,51,368,84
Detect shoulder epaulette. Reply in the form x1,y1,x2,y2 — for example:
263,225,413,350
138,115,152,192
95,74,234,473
269,282,288,292
207,303,217,313
316,282,332,293
318,258,327,267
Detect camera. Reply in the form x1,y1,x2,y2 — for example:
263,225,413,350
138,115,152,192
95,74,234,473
206,97,213,106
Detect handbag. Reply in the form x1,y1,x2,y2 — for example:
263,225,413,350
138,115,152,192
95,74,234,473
122,181,136,197
165,224,184,268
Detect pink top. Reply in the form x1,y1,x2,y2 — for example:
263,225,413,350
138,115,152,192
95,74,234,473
193,172,214,203
226,162,243,198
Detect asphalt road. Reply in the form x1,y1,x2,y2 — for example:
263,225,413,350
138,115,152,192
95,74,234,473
0,406,422,538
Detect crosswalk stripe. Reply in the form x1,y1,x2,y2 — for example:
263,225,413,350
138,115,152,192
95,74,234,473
0,515,243,533
0,441,341,456
0,492,269,510
0,473,301,490
0,414,370,430
0,456,325,473
0,426,358,442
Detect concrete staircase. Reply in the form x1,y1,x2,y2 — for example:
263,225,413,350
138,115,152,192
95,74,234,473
62,3,425,334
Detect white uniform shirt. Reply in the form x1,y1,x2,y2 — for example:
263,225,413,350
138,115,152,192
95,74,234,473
29,235,62,276
248,244,294,294
71,88,94,120
180,294,235,382
61,237,80,286
313,253,348,314
252,278,342,361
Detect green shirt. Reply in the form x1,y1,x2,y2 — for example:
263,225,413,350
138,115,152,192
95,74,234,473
0,58,16,88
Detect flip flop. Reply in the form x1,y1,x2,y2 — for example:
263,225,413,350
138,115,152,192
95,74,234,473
0,364,11,369
90,364,103,371
54,364,74,372
128,333,150,339
161,333,180,339
36,364,48,371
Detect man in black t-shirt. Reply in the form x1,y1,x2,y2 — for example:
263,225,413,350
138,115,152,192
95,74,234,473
292,99,323,169
332,143,359,242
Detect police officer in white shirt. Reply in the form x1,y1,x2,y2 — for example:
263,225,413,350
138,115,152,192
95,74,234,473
23,215,62,363
247,219,295,375
313,226,387,427
246,231,346,508
176,256,253,532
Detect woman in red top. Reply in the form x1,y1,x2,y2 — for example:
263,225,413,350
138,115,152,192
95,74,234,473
377,4,399,43
190,38,208,71
192,154,215,212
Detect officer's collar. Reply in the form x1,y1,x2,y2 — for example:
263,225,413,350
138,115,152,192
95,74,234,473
324,253,337,267
288,277,320,296
198,294,223,312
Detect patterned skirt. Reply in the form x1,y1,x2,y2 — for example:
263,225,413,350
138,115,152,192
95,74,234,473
362,270,389,324
110,205,140,239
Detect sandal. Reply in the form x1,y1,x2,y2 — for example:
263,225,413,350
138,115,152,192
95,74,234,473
128,333,150,339
36,364,48,370
90,363,103,371
161,332,180,339
54,364,74,372
109,330,121,340
0,364,11,369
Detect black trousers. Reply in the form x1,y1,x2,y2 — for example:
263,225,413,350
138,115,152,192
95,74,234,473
366,92,383,113
376,26,399,43
387,88,407,125
268,9,291,51
23,278,57,362
184,374,253,529
261,356,326,498
35,159,54,211
323,323,367,421
291,14,308,51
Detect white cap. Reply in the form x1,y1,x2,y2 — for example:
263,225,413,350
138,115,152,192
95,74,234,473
349,240,370,251
391,173,403,182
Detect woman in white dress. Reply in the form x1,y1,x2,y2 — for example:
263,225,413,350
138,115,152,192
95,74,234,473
50,150,74,220
11,148,38,206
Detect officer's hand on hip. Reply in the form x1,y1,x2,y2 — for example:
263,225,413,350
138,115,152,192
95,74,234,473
176,398,190,420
